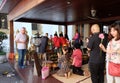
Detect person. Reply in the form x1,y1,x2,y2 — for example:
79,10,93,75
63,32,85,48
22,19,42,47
64,33,69,41
71,44,87,76
72,29,80,43
99,22,120,83
87,24,108,83
52,32,61,54
25,30,30,65
39,33,49,61
82,37,89,54
72,29,82,48
57,46,71,78
59,32,68,47
15,27,27,69
48,35,54,50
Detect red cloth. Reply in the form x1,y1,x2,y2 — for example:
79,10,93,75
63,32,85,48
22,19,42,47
59,37,67,46
52,36,61,48
72,49,82,67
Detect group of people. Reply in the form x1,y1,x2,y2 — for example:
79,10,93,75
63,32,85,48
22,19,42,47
56,22,120,83
87,22,120,83
15,21,120,83
57,44,88,78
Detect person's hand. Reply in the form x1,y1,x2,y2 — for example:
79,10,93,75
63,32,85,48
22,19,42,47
99,43,106,52
99,43,104,49
57,53,61,58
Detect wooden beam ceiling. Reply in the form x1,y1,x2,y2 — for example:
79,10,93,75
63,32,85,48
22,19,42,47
1,0,120,25
7,0,44,21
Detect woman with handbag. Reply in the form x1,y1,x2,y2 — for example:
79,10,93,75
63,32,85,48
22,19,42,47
100,22,120,83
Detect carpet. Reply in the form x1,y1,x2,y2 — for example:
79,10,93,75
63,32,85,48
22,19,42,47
0,62,24,83
53,73,90,83
52,64,91,83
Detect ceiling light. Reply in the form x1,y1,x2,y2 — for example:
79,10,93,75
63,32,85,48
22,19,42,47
67,0,71,5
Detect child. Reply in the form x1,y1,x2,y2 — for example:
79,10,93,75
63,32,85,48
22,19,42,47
57,46,71,78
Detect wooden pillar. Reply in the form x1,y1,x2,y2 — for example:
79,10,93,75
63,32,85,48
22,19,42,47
64,25,68,35
33,52,42,76
9,20,14,60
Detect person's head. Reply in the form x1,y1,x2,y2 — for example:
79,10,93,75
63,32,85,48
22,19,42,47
20,27,26,34
74,43,80,49
64,33,69,40
75,29,78,33
91,24,100,34
59,33,63,37
50,35,52,39
108,22,120,41
45,33,48,37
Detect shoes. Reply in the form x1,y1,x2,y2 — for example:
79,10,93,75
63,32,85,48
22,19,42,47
68,72,71,78
64,72,71,79
83,70,89,76
64,73,68,79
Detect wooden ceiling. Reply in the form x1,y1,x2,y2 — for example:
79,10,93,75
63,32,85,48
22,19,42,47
1,0,120,25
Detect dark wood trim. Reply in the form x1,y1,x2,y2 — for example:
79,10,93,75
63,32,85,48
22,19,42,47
15,18,66,25
33,52,42,76
7,0,44,21
9,20,14,53
64,25,67,35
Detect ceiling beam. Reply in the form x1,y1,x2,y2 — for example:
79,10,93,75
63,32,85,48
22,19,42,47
7,0,44,21
15,18,66,25
68,16,120,25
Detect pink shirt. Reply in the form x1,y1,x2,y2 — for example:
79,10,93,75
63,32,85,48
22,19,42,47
73,33,79,40
72,49,82,67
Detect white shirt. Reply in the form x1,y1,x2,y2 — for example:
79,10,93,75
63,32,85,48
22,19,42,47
15,32,27,49
106,39,120,63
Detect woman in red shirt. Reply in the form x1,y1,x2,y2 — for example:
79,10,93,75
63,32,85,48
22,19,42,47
71,44,85,75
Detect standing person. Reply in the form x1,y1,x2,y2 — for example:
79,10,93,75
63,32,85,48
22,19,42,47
99,22,120,83
59,32,68,46
39,33,49,61
87,24,108,83
25,30,30,65
72,30,80,46
49,35,54,50
52,32,61,54
15,27,27,69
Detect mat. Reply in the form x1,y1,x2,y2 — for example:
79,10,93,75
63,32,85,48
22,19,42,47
52,64,91,83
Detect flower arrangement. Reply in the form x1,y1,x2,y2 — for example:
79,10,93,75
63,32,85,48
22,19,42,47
99,33,105,56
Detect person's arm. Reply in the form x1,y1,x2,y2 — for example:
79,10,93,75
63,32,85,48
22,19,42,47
15,34,26,43
99,43,107,52
116,48,120,54
99,43,116,54
87,36,93,56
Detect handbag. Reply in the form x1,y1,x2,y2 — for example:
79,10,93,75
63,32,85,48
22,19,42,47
41,66,49,79
108,61,120,76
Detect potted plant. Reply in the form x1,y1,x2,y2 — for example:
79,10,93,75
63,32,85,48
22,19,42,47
0,31,8,63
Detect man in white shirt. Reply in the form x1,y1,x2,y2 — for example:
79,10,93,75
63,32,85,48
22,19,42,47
15,27,27,69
